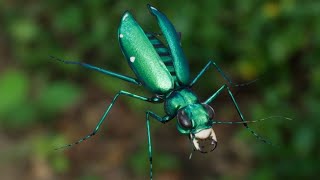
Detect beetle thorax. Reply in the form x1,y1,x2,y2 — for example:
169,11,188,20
164,88,199,116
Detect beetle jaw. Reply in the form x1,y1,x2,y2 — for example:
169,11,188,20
190,128,217,153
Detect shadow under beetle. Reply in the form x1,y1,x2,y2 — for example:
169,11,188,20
52,4,281,180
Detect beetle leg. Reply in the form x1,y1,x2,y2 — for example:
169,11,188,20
225,86,274,146
145,112,153,180
203,85,274,146
190,60,258,87
50,56,141,85
145,111,173,180
55,90,160,150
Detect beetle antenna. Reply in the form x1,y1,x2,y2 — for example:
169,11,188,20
213,116,292,147
212,116,292,125
233,78,260,87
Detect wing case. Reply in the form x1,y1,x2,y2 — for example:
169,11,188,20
118,12,174,94
148,5,190,86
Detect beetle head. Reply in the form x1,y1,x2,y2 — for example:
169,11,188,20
176,103,217,153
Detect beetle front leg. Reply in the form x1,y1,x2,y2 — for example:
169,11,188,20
145,111,173,180
225,86,273,146
204,85,273,146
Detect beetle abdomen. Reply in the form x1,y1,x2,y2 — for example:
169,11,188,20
146,33,180,85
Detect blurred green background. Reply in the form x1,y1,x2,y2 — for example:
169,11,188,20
0,0,319,179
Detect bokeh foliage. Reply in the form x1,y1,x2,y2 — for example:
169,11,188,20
0,0,319,179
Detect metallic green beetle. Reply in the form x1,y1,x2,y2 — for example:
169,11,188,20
53,4,272,179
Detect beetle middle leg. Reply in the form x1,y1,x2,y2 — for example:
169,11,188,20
55,90,161,150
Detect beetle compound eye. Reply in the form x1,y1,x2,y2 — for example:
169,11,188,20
202,104,215,119
177,110,192,129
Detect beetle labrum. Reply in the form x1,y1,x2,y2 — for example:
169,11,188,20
52,4,281,179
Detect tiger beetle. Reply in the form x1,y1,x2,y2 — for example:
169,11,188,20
52,4,289,180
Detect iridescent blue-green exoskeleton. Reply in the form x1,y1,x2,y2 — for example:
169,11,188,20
52,4,279,179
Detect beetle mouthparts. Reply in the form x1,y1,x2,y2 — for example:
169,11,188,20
190,128,218,153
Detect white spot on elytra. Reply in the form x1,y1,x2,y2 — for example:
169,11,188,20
130,56,135,62
150,6,157,11
123,13,129,20
119,34,124,38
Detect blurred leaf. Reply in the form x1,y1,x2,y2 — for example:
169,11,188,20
310,64,320,94
129,145,148,175
2,104,37,129
9,18,39,43
154,153,179,171
33,135,70,173
293,126,315,157
37,81,82,117
249,166,275,180
236,59,259,80
129,143,179,176
51,155,70,173
53,5,84,32
0,69,29,118
263,2,280,19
